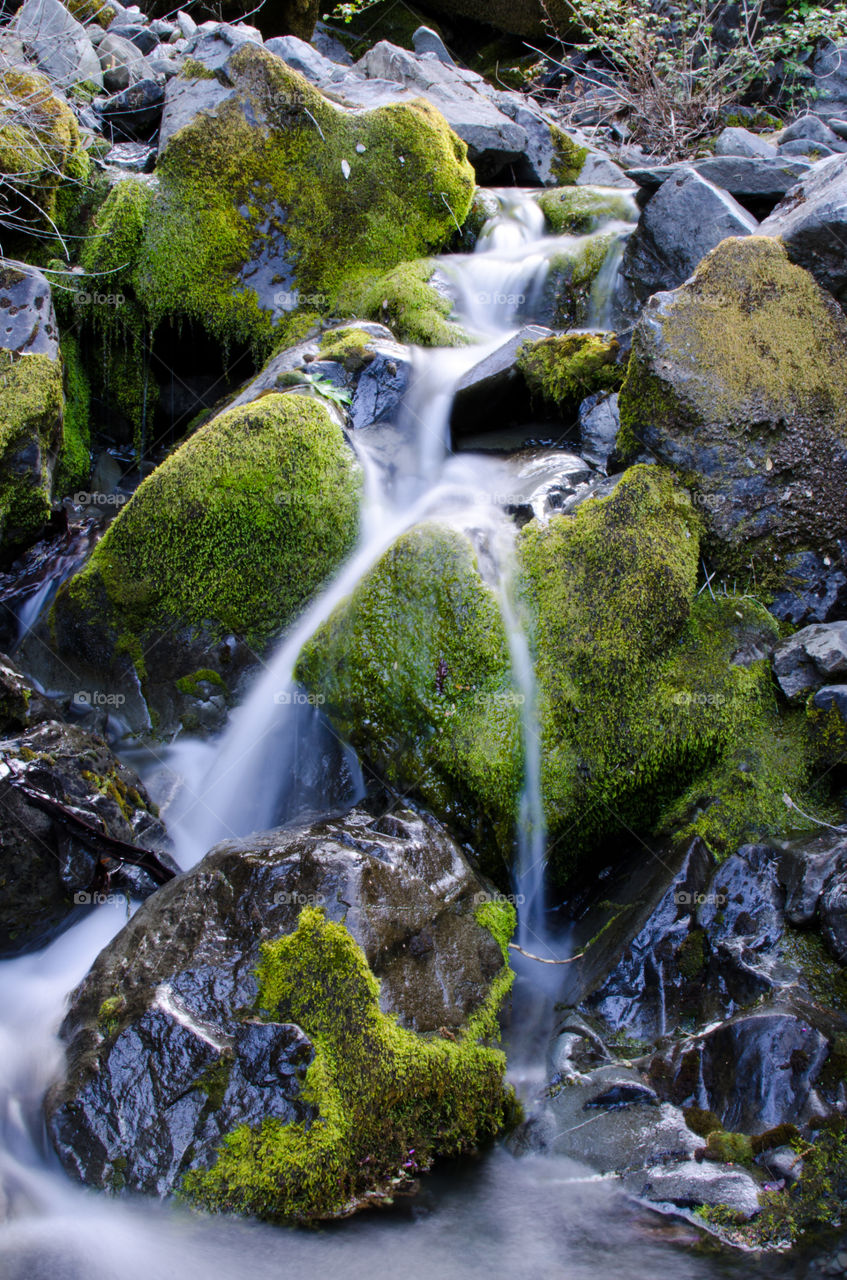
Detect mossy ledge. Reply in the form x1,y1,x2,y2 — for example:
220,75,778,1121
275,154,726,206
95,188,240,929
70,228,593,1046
51,393,361,680
517,332,622,410
182,905,516,1222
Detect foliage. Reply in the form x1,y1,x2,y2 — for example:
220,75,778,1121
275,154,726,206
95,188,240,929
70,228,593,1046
559,0,847,157
755,1126,847,1244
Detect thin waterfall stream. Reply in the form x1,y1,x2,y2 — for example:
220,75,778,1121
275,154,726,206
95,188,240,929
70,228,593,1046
0,190,781,1280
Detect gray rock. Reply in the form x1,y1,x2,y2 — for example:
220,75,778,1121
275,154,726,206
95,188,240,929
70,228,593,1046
97,32,146,93
13,0,103,90
831,117,847,140
412,25,454,65
108,24,159,57
356,41,527,177
310,21,353,66
577,151,633,188
715,126,778,159
618,167,757,311
578,391,620,473
45,807,508,1199
626,155,812,201
769,548,847,627
0,260,59,360
821,852,847,962
772,621,847,702
811,44,847,122
265,34,348,84
95,77,165,141
183,24,262,74
628,1160,760,1220
453,324,551,418
758,1145,804,1184
780,139,841,159
778,113,841,146
158,73,234,153
813,683,847,724
780,832,847,927
176,10,197,39
760,153,847,311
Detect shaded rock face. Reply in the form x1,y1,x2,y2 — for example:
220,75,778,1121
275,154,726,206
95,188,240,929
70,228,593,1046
45,808,510,1206
773,621,847,702
760,153,847,312
0,260,59,360
617,168,758,316
0,715,171,957
619,237,847,599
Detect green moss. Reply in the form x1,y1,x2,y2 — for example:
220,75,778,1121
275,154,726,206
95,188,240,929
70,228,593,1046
550,125,588,185
0,346,63,553
54,335,91,495
66,0,115,26
751,1123,800,1156
133,47,475,354
518,465,813,877
474,899,517,960
341,259,467,347
183,906,514,1222
539,230,619,330
517,332,622,409
175,669,227,698
296,522,523,876
179,57,218,81
195,1058,233,1110
0,66,86,230
780,929,847,1010
537,187,636,234
53,394,361,674
684,1106,723,1138
80,178,152,300
97,994,126,1038
676,927,707,980
318,326,379,371
703,1130,753,1165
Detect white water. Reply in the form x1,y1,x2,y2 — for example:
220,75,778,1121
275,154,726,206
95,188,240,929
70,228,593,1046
0,190,754,1280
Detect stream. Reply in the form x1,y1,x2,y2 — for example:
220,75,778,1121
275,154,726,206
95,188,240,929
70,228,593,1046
0,190,810,1278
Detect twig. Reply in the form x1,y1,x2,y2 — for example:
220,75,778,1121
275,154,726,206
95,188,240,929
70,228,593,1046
509,942,584,965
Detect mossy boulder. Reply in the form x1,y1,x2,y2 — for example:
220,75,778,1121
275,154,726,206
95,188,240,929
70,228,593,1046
517,332,623,412
517,465,808,878
618,237,847,591
537,186,636,234
295,522,523,878
341,259,467,347
50,393,361,718
0,64,89,233
46,808,516,1219
85,43,474,354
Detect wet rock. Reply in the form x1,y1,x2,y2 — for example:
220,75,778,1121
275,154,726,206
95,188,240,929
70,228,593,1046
714,126,779,159
95,78,165,141
626,156,812,206
451,324,552,441
780,832,847,927
618,168,757,313
769,548,847,627
618,237,847,581
13,0,103,91
578,391,620,473
0,717,172,957
494,449,597,523
760,154,847,311
772,621,847,702
45,808,514,1216
103,141,156,172
627,1160,760,1219
820,853,847,963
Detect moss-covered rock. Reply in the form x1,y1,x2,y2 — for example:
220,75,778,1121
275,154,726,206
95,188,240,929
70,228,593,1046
517,332,622,411
54,334,91,496
341,259,467,347
86,45,475,355
0,65,89,233
295,522,523,877
46,808,516,1220
537,186,636,234
618,237,847,587
0,348,63,554
537,229,620,329
51,393,361,699
517,465,809,877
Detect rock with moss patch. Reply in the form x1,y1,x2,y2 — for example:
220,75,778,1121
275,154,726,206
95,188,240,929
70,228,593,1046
296,522,523,878
45,807,516,1218
0,261,64,555
618,237,847,613
536,229,624,329
0,716,171,956
50,393,361,730
12,0,102,91
99,42,476,353
517,332,623,413
518,465,811,878
537,186,637,235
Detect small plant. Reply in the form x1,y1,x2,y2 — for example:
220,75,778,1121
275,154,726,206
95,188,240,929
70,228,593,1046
755,1124,847,1245
303,373,353,408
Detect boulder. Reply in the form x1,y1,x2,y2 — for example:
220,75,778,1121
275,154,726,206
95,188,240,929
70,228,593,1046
451,324,552,440
45,807,516,1219
617,168,758,312
618,237,847,585
0,261,64,555
13,0,103,90
778,113,842,148
0,715,172,956
626,156,812,205
810,42,847,123
760,154,847,311
0,64,88,224
578,390,620,473
627,1160,760,1220
772,621,847,702
50,394,361,729
295,522,523,875
98,42,475,352
714,126,778,159
97,31,146,92
94,77,165,140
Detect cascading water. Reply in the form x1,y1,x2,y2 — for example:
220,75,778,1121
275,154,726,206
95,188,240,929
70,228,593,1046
0,188,765,1280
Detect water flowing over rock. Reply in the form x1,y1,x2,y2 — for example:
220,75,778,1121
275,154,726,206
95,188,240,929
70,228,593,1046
45,807,515,1219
